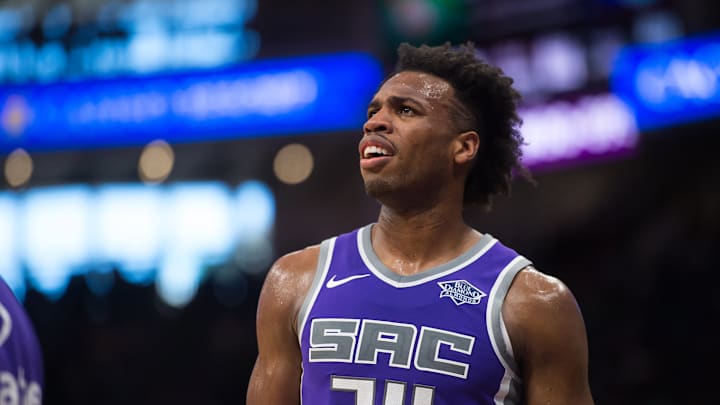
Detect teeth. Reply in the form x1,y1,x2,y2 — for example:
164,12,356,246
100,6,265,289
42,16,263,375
363,145,390,158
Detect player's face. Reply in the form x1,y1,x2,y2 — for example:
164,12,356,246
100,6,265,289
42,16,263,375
359,71,462,200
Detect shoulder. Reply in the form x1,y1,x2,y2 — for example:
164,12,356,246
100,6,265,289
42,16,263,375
268,244,322,279
500,269,593,402
504,266,577,313
263,244,322,300
258,244,323,333
502,266,587,360
249,245,324,403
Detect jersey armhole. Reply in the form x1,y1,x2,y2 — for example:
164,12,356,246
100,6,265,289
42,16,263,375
486,256,532,379
296,237,336,342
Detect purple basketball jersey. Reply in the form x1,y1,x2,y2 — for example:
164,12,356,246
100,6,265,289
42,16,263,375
298,224,531,405
0,277,44,404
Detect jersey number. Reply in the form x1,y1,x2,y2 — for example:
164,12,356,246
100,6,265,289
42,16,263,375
331,375,435,405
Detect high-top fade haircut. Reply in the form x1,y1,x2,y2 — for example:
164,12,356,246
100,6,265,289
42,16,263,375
394,42,531,210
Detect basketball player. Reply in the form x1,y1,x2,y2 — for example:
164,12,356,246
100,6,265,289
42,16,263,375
0,276,44,404
247,43,594,404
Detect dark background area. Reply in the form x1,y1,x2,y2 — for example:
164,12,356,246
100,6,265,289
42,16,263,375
1,0,719,403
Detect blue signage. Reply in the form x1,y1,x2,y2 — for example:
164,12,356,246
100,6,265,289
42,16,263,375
611,32,720,131
0,52,383,152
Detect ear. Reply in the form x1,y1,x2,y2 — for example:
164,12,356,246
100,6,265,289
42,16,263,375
453,130,479,165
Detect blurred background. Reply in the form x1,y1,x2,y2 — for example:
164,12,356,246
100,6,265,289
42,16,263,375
0,0,718,403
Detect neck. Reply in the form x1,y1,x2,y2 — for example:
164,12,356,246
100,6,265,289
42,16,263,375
372,199,479,275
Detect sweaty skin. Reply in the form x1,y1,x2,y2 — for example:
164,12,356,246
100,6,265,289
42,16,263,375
247,246,318,404
389,72,452,101
503,269,594,404
247,71,594,405
417,73,451,99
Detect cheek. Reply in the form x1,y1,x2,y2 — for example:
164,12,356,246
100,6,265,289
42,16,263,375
399,121,454,158
405,141,454,174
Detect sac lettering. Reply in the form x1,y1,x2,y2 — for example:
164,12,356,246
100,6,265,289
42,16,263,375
309,318,475,379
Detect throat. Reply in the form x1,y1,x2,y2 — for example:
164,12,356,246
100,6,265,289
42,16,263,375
370,216,481,276
387,257,424,277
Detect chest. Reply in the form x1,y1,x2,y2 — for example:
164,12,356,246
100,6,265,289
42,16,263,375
299,271,509,405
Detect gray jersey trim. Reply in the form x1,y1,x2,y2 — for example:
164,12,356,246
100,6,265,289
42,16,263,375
297,237,336,342
487,256,532,405
357,224,497,288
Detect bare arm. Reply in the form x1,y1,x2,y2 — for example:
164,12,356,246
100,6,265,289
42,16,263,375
246,246,319,405
503,267,594,405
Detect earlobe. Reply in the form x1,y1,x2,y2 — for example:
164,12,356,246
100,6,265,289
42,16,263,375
454,131,480,165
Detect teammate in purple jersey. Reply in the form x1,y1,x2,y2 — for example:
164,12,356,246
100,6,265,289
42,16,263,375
248,43,594,404
0,276,44,404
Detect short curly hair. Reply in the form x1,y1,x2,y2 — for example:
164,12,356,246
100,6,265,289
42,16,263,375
394,42,532,210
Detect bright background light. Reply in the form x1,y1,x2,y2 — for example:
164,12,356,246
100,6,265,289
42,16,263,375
0,193,21,297
2,180,275,306
95,184,165,283
20,186,93,299
520,93,638,168
165,182,236,260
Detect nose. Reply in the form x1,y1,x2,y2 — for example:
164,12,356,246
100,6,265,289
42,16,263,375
363,108,391,135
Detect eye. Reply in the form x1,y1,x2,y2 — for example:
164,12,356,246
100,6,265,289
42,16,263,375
398,106,414,116
367,109,378,119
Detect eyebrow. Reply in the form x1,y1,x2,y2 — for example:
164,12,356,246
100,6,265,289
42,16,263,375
367,95,426,111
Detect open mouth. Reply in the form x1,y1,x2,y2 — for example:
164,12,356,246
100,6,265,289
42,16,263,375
362,145,393,159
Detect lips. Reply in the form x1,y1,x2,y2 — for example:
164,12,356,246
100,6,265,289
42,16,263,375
358,135,396,160
358,136,395,171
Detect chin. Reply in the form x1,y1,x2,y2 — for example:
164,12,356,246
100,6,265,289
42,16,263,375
363,177,396,200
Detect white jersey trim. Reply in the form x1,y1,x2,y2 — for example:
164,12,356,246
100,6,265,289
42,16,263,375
298,237,336,405
487,255,531,404
297,237,336,344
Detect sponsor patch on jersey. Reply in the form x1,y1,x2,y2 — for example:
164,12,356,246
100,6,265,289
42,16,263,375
437,280,486,306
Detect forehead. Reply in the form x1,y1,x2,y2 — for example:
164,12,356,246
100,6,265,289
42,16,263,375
373,71,455,103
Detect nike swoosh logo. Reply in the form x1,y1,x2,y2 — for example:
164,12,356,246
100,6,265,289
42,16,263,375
325,274,371,289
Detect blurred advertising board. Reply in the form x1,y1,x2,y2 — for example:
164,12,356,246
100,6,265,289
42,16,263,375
612,32,720,131
0,52,383,152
